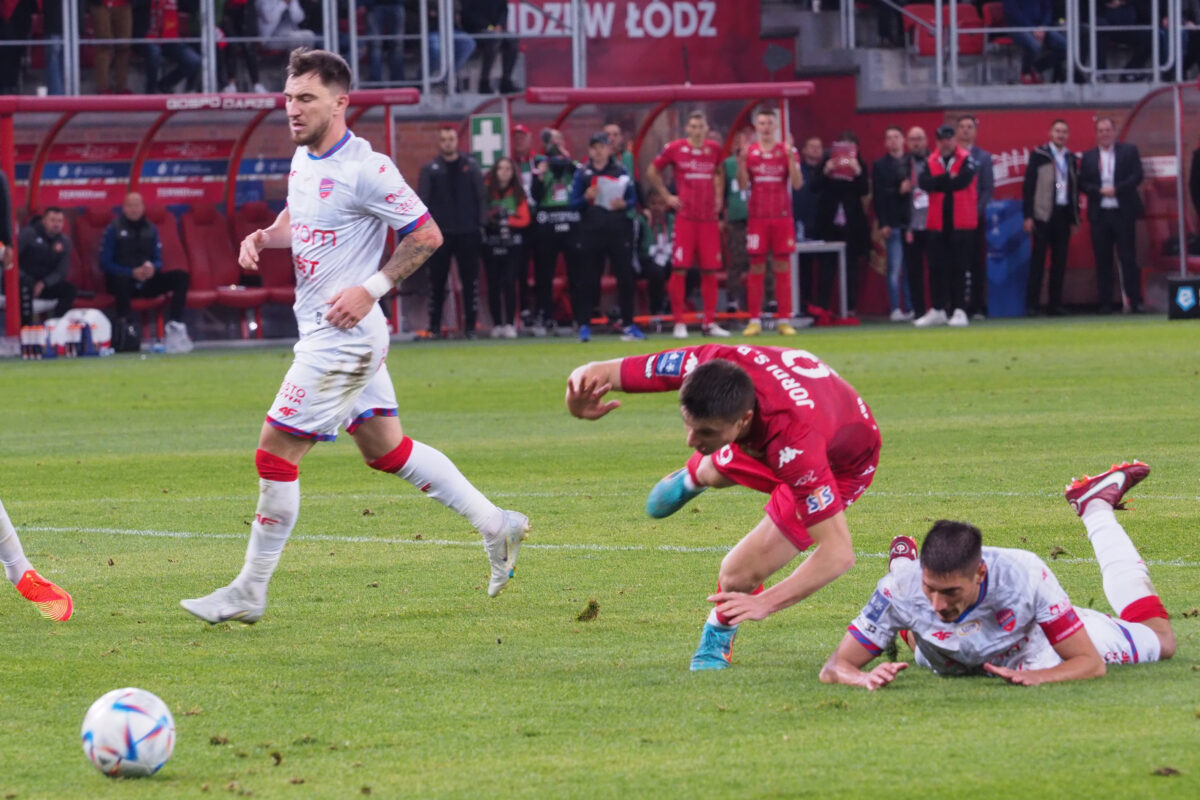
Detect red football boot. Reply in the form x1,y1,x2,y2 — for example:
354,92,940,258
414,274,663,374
16,570,73,622
1064,460,1150,517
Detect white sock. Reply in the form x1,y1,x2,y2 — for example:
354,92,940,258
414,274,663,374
0,499,34,585
705,608,736,629
682,471,698,492
1081,500,1157,615
395,440,503,536
232,478,300,600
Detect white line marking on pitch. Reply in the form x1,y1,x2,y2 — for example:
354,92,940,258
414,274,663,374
20,525,1200,568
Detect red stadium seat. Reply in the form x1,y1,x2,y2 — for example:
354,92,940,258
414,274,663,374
181,205,269,336
68,207,116,310
232,202,295,305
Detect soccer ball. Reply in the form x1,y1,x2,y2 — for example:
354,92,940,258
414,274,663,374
81,688,176,777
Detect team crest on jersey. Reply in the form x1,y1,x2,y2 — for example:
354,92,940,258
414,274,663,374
995,608,1016,632
319,177,335,199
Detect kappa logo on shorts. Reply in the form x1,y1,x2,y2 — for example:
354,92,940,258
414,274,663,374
319,177,335,199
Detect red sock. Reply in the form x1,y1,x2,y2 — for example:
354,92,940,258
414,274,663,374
746,270,765,318
668,271,688,323
701,272,719,325
1120,595,1170,623
774,268,793,319
714,581,765,626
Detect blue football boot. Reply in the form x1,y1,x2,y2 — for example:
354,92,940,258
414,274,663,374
689,621,737,671
646,468,707,518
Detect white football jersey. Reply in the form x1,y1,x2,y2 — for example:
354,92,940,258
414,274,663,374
286,131,429,337
848,547,1084,674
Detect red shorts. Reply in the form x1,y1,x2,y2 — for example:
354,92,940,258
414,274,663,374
703,434,881,551
746,217,795,259
673,217,722,270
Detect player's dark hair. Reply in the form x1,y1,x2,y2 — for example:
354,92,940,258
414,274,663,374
43,206,64,216
687,110,707,124
836,129,859,145
439,123,457,133
1050,118,1069,130
920,520,983,576
1095,116,1117,131
679,359,756,422
956,114,978,126
884,125,903,137
755,106,778,122
287,48,351,94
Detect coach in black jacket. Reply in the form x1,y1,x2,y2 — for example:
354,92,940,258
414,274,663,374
418,125,488,337
1079,118,1145,313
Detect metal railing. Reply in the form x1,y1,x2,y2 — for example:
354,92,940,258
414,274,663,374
0,0,588,96
841,0,1187,88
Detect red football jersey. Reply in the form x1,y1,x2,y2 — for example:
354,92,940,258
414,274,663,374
619,345,880,530
745,141,796,219
652,138,722,221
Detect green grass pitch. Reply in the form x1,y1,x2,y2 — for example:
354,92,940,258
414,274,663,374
1,316,1197,798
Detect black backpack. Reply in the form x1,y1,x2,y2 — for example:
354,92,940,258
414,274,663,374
112,320,141,353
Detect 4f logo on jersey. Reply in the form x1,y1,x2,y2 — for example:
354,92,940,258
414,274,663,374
931,630,954,641
995,608,1016,632
319,177,335,199
777,447,803,468
805,485,835,515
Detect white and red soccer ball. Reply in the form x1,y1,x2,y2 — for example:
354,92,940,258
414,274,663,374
81,688,176,777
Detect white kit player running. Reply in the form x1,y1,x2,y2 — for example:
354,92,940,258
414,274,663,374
820,461,1175,689
181,49,528,624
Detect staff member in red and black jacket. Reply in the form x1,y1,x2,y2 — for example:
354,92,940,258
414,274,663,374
916,124,977,329
568,132,642,343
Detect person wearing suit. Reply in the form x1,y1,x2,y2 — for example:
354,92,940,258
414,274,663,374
1023,120,1079,316
1079,118,1145,314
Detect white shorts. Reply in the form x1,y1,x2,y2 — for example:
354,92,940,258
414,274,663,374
265,316,398,442
1079,607,1163,666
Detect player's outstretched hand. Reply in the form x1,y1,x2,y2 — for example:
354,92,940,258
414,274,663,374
863,662,908,691
707,590,771,625
565,375,621,420
239,229,268,271
983,663,1044,686
324,286,375,330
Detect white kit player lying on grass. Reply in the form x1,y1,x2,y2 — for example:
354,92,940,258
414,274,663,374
820,461,1175,689
181,49,528,625
0,497,73,621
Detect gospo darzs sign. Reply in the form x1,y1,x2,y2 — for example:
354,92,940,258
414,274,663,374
514,1,783,87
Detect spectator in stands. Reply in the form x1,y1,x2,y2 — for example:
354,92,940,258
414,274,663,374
569,131,641,343
141,0,202,93
916,124,977,328
1004,0,1066,83
1124,1,1200,81
417,125,487,338
364,0,406,85
482,156,530,339
528,127,580,336
42,0,65,95
220,0,267,93
257,0,317,51
512,123,535,197
463,0,519,93
956,114,994,319
812,130,869,318
722,129,751,316
99,192,193,352
793,135,823,308
1080,118,1144,314
427,0,476,89
13,207,76,325
902,126,931,321
89,0,133,93
639,188,673,316
872,125,913,322
1022,119,1078,316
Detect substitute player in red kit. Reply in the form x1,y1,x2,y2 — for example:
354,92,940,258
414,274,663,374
645,111,730,339
181,50,528,625
566,345,880,670
739,107,805,337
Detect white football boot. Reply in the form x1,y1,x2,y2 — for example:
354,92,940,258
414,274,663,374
484,510,530,597
180,584,265,624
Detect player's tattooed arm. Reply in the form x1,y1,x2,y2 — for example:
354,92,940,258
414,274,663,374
380,218,444,284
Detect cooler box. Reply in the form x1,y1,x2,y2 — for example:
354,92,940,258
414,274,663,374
1167,275,1200,319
